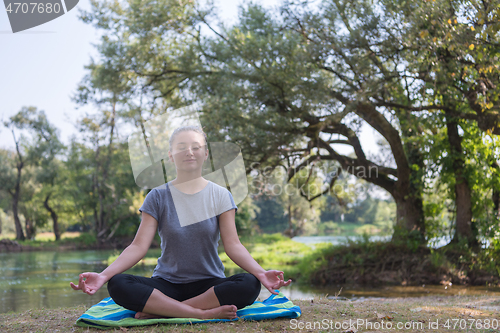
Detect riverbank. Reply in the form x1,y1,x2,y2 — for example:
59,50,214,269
3,233,500,287
0,232,144,252
1,294,499,332
296,239,500,287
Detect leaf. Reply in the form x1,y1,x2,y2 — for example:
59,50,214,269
377,313,394,320
420,30,429,38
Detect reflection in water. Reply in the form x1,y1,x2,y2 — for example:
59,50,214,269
1,249,499,314
0,249,161,314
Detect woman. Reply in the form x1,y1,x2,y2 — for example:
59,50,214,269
70,125,291,320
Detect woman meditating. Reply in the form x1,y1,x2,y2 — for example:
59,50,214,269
70,125,291,320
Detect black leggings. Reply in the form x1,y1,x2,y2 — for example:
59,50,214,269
107,273,261,312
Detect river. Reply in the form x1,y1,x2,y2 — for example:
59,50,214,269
1,242,499,314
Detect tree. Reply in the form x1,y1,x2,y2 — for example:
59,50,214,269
1,108,36,241
75,0,427,242
0,148,25,240
12,107,66,240
65,114,139,244
76,0,500,246
2,107,66,240
380,0,500,245
186,1,428,242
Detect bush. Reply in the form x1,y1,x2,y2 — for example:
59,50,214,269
71,233,97,246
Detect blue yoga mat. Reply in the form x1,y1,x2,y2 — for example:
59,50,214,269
76,290,301,329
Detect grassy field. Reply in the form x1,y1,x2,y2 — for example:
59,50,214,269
0,231,82,242
0,231,101,250
0,295,499,332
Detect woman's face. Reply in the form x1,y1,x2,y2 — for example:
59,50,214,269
168,131,208,172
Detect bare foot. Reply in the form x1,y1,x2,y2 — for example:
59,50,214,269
134,305,238,320
134,311,164,319
201,305,238,320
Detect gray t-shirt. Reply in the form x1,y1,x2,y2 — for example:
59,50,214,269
139,180,238,283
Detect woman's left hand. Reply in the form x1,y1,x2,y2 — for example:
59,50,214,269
257,270,292,295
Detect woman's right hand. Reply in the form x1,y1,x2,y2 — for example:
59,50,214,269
70,272,107,295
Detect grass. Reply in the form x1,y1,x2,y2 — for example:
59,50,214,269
0,231,99,249
0,231,81,242
106,233,500,287
105,233,315,278
221,234,313,278
1,295,499,332
316,221,392,237
297,238,500,287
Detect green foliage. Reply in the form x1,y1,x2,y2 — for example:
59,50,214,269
294,242,336,282
429,249,448,270
220,233,312,277
391,226,426,252
316,221,341,235
253,196,288,233
68,233,97,247
234,195,259,237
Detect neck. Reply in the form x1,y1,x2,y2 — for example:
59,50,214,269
171,173,207,187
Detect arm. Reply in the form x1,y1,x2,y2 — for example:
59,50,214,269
70,212,158,295
219,209,291,294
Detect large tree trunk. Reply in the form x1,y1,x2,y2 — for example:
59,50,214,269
353,103,426,243
445,113,477,246
12,196,25,241
44,193,61,241
10,166,25,241
392,184,425,243
10,131,25,240
392,116,426,243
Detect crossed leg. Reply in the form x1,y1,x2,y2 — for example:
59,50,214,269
108,273,260,320
135,286,236,319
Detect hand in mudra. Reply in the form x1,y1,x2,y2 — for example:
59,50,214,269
70,272,107,295
258,270,292,295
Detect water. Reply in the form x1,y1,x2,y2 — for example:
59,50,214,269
1,248,499,314
286,284,500,301
291,235,451,248
0,249,161,314
291,235,488,249
291,235,391,247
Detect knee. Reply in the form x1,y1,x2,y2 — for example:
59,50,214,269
215,273,262,309
107,274,128,300
238,273,261,306
246,273,262,298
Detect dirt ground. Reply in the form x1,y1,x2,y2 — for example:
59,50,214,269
1,295,499,333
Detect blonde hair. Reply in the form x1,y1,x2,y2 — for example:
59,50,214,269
169,125,208,151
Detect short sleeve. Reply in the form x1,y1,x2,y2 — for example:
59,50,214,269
139,189,161,221
217,189,238,216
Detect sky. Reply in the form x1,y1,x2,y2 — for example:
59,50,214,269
0,0,381,157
